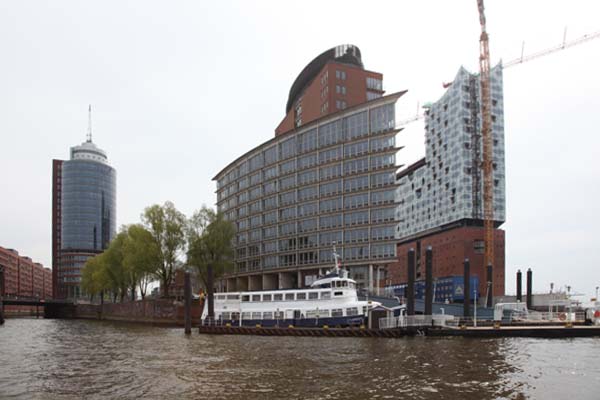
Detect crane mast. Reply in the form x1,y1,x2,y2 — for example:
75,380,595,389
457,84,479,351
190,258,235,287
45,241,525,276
477,0,495,286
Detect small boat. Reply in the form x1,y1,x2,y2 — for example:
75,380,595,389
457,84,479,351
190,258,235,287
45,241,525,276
202,247,380,327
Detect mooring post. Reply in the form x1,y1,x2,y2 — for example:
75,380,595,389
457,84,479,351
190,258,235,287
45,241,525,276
425,246,433,316
486,263,493,308
184,271,192,335
516,269,522,302
526,268,533,309
463,258,471,319
407,248,415,316
207,263,215,322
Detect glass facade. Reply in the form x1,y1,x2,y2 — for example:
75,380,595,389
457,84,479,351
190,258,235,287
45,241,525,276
61,160,117,251
215,98,400,282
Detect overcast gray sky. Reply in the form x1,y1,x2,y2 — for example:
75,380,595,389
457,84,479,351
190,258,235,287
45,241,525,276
1,0,599,298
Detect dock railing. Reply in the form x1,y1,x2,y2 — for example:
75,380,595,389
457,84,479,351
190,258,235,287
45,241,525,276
379,315,459,329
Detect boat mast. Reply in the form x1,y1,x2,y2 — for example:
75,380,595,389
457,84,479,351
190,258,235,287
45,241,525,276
332,243,341,275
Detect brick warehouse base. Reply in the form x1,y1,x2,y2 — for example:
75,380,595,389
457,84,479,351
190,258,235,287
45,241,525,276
388,226,505,297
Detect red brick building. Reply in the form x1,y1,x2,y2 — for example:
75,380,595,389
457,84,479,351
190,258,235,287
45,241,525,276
275,45,384,136
388,226,505,299
0,246,52,299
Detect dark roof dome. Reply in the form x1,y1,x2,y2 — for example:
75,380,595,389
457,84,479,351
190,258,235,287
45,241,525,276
286,44,363,113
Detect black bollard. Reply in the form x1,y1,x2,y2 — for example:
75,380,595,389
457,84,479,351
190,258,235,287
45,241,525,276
486,263,493,308
526,268,533,309
516,269,522,302
207,264,215,321
184,271,192,335
424,246,433,316
407,248,415,316
463,258,471,318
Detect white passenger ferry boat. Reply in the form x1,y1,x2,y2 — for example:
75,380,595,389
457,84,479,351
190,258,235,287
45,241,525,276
202,249,380,327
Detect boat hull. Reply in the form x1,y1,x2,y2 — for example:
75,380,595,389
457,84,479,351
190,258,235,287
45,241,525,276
207,316,367,328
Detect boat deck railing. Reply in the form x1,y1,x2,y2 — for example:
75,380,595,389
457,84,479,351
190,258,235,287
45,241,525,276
514,311,586,323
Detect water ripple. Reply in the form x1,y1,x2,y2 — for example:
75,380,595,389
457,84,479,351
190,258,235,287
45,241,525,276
1,319,599,399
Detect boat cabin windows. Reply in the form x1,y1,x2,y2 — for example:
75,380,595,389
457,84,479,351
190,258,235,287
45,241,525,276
321,292,331,300
221,312,230,320
309,292,318,300
263,294,272,302
252,294,261,302
216,295,226,300
242,295,250,302
297,292,307,300
252,312,262,319
315,283,331,288
275,311,284,319
274,294,283,301
285,293,295,301
262,312,273,320
242,312,251,320
332,308,343,317
334,291,343,296
332,280,349,288
346,307,359,316
227,294,240,300
231,312,240,320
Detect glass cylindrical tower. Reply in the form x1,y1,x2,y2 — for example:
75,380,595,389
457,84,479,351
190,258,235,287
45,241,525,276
58,140,116,298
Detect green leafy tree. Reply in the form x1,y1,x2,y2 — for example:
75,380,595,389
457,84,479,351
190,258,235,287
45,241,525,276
142,201,186,297
81,254,103,301
187,207,235,289
102,230,129,302
123,224,160,300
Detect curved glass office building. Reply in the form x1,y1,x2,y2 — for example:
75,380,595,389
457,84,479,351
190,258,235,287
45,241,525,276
53,138,116,298
215,46,405,292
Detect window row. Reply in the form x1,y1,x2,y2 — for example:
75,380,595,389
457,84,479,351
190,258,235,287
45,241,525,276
236,239,397,260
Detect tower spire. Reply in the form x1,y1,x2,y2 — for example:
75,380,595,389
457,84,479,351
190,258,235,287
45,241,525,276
86,104,92,143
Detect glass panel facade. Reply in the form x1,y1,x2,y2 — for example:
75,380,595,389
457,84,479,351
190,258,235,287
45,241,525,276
61,160,116,251
214,99,399,275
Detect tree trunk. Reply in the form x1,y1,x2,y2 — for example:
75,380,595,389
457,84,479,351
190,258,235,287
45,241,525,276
162,276,170,298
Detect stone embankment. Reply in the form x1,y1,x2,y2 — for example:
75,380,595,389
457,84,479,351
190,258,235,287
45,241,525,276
75,298,204,326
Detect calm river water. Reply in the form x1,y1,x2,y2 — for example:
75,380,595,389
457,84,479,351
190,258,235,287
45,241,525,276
1,318,599,399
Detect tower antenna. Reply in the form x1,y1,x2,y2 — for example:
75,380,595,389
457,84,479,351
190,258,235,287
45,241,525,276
86,104,92,143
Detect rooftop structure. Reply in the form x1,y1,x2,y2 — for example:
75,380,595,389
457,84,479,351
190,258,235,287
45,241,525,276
276,44,385,136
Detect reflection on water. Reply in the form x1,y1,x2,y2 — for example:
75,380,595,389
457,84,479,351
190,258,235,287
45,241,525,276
1,319,599,399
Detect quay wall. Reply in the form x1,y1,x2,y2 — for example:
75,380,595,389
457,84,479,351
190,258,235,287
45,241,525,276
73,298,204,326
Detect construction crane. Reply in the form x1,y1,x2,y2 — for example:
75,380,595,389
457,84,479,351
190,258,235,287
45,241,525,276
395,28,600,128
477,0,495,306
505,29,600,68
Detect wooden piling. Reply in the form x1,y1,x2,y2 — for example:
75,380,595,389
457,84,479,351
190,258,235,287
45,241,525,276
184,271,192,335
424,246,433,316
407,248,415,316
